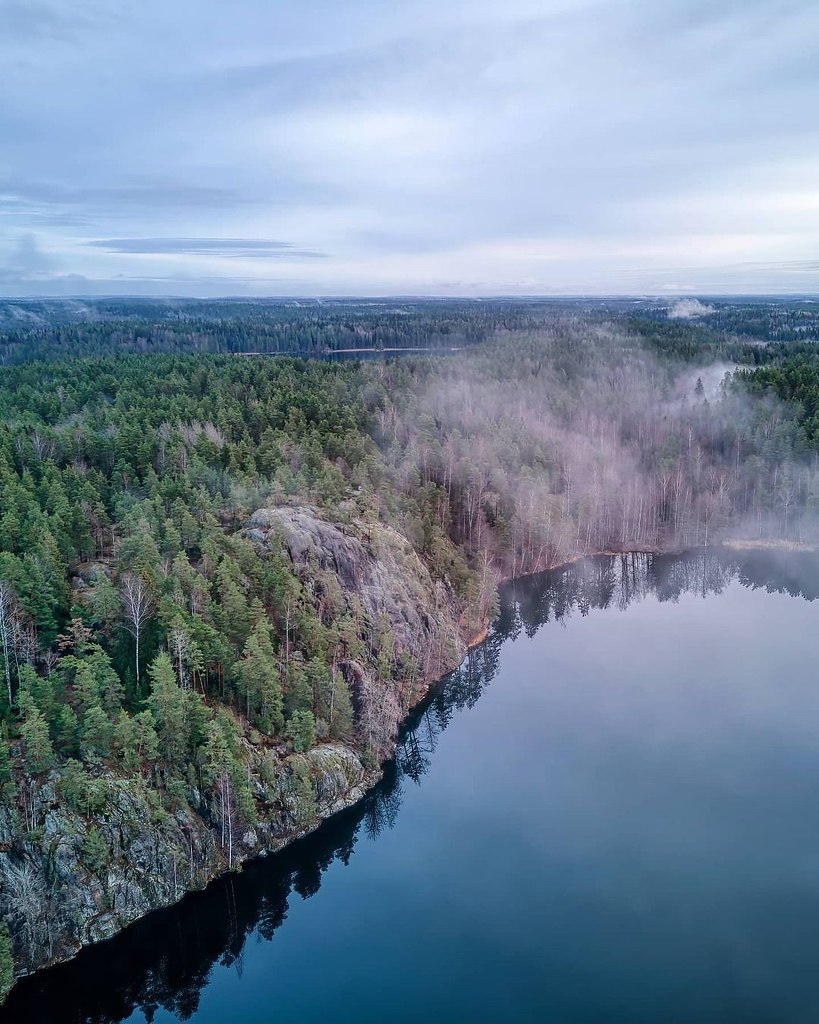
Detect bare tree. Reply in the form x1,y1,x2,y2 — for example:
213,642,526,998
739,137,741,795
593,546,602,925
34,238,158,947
1,859,50,961
168,625,191,689
0,580,20,706
120,574,153,686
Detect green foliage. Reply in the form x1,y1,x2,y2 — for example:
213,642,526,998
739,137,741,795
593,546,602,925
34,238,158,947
113,710,159,773
55,705,80,756
146,653,190,767
82,826,111,876
20,706,55,775
81,704,112,759
202,711,256,824
284,660,313,719
59,759,107,815
326,673,354,741
66,647,124,717
0,921,14,1005
16,665,49,712
0,733,14,802
236,620,283,734
88,575,119,635
286,709,316,753
284,755,317,826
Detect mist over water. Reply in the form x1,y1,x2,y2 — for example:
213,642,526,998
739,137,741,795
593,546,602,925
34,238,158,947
6,550,819,1024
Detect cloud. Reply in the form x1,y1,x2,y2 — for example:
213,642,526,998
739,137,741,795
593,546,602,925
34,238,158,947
0,179,246,213
1,0,819,294
85,238,328,258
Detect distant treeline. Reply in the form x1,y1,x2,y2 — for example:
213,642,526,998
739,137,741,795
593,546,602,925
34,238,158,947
1,296,818,365
0,299,568,363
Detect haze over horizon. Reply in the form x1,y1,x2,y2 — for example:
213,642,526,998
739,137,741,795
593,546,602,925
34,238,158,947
3,0,819,298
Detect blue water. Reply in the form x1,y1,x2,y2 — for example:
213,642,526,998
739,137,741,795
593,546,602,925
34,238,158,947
7,552,819,1024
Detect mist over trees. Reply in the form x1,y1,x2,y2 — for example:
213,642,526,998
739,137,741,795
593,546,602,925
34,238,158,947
371,322,819,579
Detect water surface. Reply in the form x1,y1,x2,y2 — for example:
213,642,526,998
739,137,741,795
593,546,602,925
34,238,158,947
6,551,819,1024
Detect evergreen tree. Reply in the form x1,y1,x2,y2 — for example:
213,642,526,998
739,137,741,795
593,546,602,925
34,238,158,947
284,658,313,719
146,653,189,767
20,707,55,774
81,704,112,759
55,705,80,756
16,665,56,728
0,735,14,801
82,826,111,875
285,755,317,826
286,708,316,753
0,922,14,1005
236,620,283,734
113,710,159,773
88,575,120,638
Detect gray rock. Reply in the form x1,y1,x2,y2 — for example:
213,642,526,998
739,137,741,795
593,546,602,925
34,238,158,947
2,506,470,994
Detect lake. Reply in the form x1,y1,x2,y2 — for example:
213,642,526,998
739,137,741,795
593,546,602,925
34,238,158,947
5,550,819,1024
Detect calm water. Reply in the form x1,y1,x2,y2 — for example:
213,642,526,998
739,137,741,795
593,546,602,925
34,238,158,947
6,551,819,1024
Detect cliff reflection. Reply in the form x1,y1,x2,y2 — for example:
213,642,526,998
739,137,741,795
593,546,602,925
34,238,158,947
3,549,814,1024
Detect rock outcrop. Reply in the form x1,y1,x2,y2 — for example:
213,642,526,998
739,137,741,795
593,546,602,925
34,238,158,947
0,506,469,988
245,506,466,684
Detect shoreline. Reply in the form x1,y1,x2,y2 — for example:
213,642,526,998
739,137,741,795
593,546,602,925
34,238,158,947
5,537,811,1003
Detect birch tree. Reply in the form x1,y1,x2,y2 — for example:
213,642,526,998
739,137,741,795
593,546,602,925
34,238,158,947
120,574,152,687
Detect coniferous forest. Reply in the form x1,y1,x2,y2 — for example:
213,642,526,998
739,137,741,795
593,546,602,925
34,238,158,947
1,299,819,999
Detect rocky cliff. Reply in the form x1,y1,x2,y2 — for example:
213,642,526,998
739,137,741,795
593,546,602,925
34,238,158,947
0,506,469,989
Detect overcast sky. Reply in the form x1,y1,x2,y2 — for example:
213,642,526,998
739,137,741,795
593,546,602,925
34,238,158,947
2,0,819,297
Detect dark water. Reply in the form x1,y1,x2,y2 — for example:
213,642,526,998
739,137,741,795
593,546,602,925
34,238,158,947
6,551,819,1024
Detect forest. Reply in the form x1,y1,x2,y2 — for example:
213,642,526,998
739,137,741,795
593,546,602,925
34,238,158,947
2,295,819,365
0,304,819,998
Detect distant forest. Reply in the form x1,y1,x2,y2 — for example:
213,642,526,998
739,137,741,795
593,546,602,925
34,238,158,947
2,296,819,364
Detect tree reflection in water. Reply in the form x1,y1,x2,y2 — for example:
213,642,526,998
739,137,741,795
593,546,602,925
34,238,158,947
3,549,815,1024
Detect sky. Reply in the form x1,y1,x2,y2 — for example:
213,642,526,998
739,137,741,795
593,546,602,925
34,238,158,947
2,0,819,297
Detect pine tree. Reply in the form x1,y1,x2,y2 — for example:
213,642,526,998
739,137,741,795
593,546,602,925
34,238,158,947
55,704,80,756
214,559,251,647
20,707,54,774
286,708,316,753
113,711,159,773
88,575,120,638
285,755,317,826
146,653,189,767
81,704,112,759
284,658,313,719
59,759,106,815
82,826,111,875
16,665,56,728
236,620,283,734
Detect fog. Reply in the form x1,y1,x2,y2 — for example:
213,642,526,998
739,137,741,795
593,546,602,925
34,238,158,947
371,321,819,585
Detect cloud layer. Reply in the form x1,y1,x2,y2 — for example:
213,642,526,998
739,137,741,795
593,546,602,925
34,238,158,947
2,0,819,296
86,238,327,258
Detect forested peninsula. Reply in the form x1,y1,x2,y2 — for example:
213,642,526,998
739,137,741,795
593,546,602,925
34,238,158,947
0,301,819,1001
